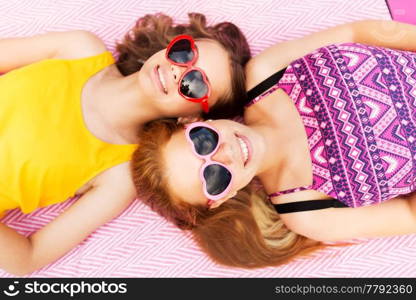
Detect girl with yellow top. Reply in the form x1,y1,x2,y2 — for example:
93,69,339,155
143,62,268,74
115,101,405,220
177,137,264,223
0,13,250,275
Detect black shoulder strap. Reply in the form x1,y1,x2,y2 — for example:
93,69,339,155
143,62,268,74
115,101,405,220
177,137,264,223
273,199,348,214
246,68,287,102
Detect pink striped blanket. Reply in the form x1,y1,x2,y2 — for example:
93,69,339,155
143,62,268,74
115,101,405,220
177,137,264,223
1,0,415,277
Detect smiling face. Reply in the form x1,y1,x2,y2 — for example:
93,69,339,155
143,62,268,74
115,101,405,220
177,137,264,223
137,39,232,117
162,120,267,208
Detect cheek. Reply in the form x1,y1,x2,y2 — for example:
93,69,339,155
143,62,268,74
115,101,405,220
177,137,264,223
158,93,189,112
231,162,257,193
172,99,203,116
208,84,226,105
236,172,252,191
210,71,231,100
228,165,247,192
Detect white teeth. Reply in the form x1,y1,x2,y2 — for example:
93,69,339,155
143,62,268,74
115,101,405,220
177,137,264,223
158,67,167,93
237,137,249,164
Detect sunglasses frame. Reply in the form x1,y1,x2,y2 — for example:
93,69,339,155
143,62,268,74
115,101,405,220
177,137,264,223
166,35,211,113
185,122,234,206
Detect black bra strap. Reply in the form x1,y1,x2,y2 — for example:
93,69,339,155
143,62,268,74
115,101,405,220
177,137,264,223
273,199,348,214
246,68,287,102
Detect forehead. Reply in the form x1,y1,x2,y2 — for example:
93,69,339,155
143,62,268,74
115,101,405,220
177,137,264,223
194,40,232,101
162,129,207,205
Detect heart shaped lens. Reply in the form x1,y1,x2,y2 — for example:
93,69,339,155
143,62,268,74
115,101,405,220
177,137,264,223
180,70,209,99
203,164,232,196
189,126,219,156
167,39,195,63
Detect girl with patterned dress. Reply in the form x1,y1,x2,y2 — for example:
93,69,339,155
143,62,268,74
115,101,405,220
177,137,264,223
0,13,250,275
131,20,416,268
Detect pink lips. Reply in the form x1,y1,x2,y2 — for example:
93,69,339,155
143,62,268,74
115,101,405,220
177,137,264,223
153,65,167,95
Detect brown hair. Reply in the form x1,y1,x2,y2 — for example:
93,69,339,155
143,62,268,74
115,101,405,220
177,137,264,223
131,119,338,269
115,13,251,119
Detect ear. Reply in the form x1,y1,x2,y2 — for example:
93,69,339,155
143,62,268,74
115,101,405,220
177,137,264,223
208,191,237,209
177,115,203,124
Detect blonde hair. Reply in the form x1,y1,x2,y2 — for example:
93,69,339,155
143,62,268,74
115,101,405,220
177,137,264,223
192,185,325,268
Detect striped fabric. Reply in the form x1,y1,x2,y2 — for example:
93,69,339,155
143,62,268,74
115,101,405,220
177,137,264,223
1,0,415,278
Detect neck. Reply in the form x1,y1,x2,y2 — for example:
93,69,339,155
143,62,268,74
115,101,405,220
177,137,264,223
251,123,292,177
90,65,164,143
245,93,312,190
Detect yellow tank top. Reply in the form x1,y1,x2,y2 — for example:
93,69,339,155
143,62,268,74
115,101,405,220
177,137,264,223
0,51,137,214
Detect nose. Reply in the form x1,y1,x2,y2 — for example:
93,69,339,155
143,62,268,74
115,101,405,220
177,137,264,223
171,64,186,84
211,143,234,166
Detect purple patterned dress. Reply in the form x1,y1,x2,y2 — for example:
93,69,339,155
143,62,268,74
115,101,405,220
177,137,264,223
250,43,416,207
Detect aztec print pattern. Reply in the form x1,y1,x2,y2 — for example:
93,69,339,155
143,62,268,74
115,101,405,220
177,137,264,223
272,43,416,207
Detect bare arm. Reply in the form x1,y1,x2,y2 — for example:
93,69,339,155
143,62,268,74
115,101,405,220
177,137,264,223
246,20,416,90
281,194,416,242
0,30,107,73
0,162,136,276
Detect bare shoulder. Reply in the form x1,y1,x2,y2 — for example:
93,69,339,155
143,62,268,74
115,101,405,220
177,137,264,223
278,192,416,242
95,161,133,185
245,53,280,91
245,21,358,91
53,30,108,60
